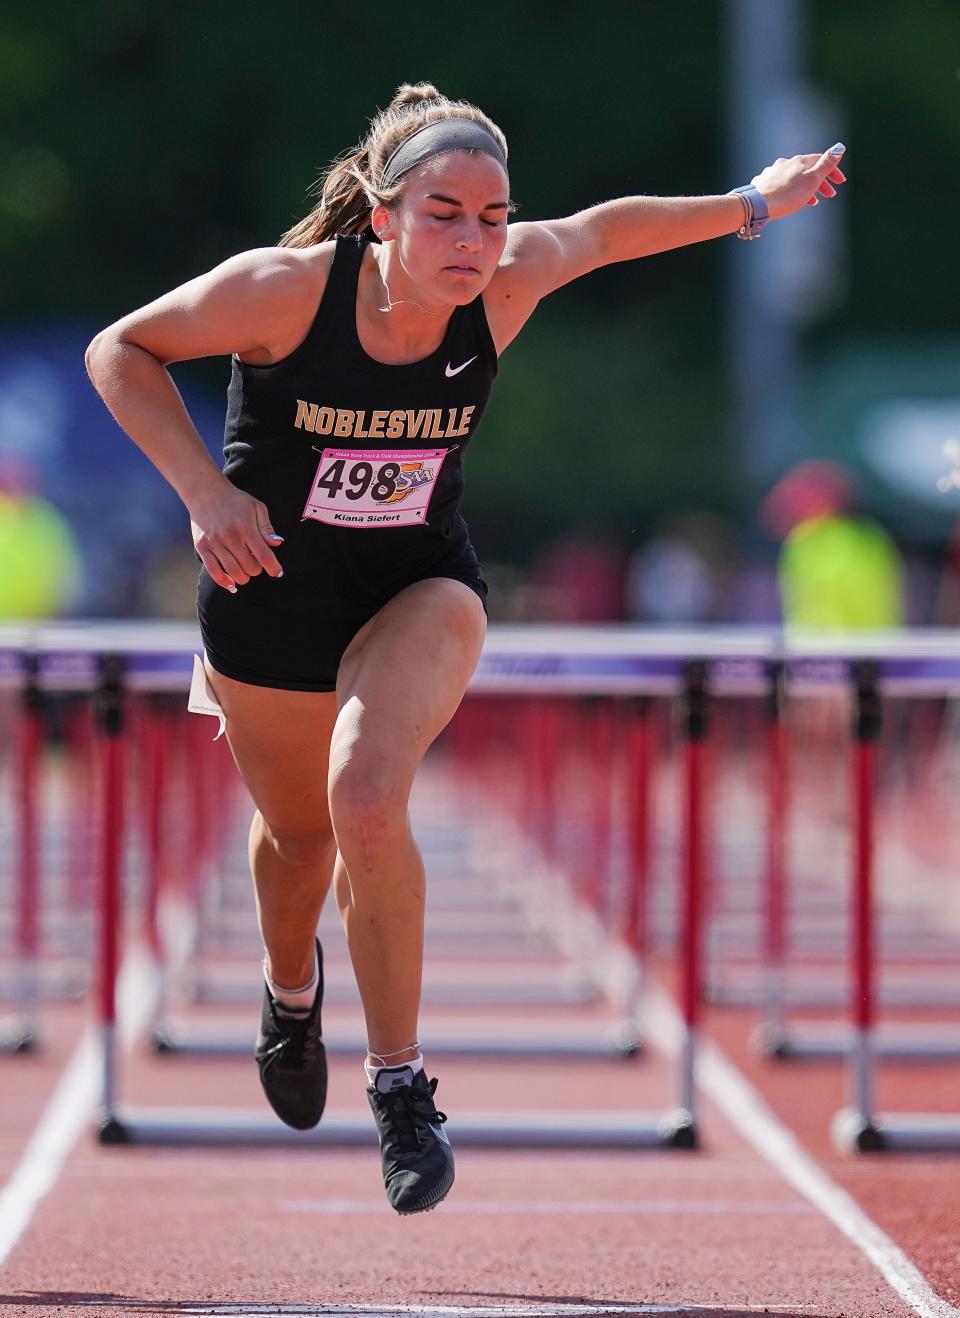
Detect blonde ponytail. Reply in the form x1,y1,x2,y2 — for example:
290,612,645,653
279,82,508,248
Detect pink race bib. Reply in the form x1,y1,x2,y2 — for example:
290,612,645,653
303,448,448,529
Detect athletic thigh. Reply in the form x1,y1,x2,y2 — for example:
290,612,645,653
330,577,487,794
204,660,339,836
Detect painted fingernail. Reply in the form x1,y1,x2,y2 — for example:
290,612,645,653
830,142,846,155
227,585,237,594
277,569,284,578
267,533,284,542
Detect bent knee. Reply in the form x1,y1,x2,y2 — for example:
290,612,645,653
328,769,408,853
260,818,335,871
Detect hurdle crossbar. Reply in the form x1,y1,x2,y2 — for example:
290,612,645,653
10,623,960,1151
2,621,779,1152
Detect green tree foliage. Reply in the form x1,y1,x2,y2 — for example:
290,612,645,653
810,0,960,333
1,2,951,555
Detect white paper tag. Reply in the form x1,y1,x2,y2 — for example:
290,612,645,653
187,654,227,740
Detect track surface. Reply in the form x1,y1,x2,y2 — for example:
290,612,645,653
2,759,959,1318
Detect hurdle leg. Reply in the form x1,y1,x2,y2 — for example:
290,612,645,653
2,658,43,1053
590,697,614,921
141,696,170,962
668,661,709,1147
756,660,790,1053
66,698,96,941
95,655,128,1139
617,697,652,1045
833,662,885,1151
535,697,561,859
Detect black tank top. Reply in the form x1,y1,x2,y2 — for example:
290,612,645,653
221,236,498,578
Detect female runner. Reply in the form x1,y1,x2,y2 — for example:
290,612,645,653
86,82,846,1214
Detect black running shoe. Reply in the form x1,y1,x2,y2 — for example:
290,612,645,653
254,941,326,1130
367,1067,455,1215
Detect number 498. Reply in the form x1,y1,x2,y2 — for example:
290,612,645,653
316,459,401,502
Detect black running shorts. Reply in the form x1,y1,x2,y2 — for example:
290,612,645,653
197,530,487,692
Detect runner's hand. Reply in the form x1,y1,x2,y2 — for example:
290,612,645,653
188,479,284,592
752,145,847,219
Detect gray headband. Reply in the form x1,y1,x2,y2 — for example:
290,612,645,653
379,118,507,191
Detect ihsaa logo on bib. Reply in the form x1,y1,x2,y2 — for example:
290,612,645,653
303,448,448,528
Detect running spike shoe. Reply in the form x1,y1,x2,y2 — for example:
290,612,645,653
367,1068,455,1214
254,940,326,1130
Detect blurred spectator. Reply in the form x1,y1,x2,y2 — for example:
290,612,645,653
934,518,960,626
626,512,738,625
0,455,82,618
529,530,625,622
479,560,542,623
762,460,904,630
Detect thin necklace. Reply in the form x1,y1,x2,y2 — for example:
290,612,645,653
376,256,450,317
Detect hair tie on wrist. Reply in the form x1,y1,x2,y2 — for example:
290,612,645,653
729,184,769,240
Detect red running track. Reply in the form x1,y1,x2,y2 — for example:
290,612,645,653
2,760,959,1318
3,986,959,1317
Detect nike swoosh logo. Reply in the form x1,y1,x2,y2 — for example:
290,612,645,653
445,356,477,378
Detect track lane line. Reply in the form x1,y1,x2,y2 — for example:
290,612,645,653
178,1305,827,1316
0,948,157,1269
279,1197,814,1215
0,1027,99,1266
644,979,960,1318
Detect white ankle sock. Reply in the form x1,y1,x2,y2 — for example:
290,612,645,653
365,1054,424,1091
264,949,318,1016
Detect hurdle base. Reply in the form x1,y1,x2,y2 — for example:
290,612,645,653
98,1110,134,1145
752,1024,794,1060
0,1017,39,1054
150,1022,644,1062
657,1107,698,1149
0,967,88,1003
754,1023,960,1063
710,974,960,1011
832,1107,960,1154
184,978,602,1009
830,1109,887,1153
94,1105,692,1150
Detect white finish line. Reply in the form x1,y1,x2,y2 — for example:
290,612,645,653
279,1198,812,1216
180,1306,824,1316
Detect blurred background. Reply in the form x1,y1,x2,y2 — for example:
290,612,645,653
1,0,958,626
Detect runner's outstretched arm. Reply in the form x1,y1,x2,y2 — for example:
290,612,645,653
503,145,847,298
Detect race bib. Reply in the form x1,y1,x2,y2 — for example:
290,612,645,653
303,447,448,529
